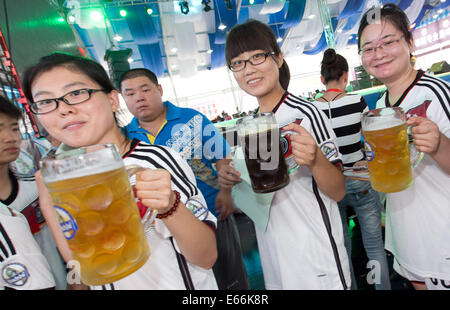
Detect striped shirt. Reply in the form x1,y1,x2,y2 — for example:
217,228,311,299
377,70,450,280
314,94,368,167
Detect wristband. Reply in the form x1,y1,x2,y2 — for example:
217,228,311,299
156,190,181,219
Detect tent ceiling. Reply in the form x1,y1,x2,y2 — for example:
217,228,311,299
1,0,449,80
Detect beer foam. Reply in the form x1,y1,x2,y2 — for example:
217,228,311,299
238,123,279,136
363,118,404,131
43,160,123,183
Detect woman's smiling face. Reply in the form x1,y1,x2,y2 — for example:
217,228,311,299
32,66,120,148
231,49,284,99
360,20,414,84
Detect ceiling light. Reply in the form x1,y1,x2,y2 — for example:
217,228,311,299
179,1,189,15
146,7,153,15
202,0,212,12
218,23,227,30
113,35,122,41
119,9,127,17
90,10,103,22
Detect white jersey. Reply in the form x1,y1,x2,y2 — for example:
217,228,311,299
0,204,55,290
90,140,218,290
377,70,450,280
254,92,351,290
4,171,67,290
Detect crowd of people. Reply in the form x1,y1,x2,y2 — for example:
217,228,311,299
0,3,449,290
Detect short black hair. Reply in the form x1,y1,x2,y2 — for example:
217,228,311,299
22,52,116,103
0,96,22,120
320,48,349,84
119,68,159,91
358,3,412,50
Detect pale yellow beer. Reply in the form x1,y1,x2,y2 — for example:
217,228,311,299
363,122,412,193
41,145,150,286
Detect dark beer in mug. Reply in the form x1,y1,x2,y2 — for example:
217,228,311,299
238,113,290,193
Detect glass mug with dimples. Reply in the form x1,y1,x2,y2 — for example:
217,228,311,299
40,144,156,286
361,107,423,193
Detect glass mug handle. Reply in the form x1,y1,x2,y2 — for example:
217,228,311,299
125,165,158,226
407,125,424,168
280,130,299,173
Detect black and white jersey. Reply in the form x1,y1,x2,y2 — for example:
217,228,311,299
314,94,368,167
378,70,450,281
254,92,350,289
91,139,218,290
0,205,55,290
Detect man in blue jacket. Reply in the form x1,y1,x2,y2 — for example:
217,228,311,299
119,69,249,290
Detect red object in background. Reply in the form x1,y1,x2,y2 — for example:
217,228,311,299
78,46,87,58
0,26,40,136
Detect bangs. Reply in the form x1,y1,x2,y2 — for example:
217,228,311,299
225,20,278,63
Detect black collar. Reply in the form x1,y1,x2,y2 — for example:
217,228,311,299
0,169,18,205
385,70,425,107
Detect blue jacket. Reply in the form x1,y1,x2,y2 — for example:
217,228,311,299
124,101,230,217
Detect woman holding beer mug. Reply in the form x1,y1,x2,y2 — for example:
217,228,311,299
314,48,390,290
22,53,218,289
358,3,450,290
221,20,351,289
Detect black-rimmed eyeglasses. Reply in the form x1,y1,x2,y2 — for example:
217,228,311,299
228,51,276,72
30,88,106,114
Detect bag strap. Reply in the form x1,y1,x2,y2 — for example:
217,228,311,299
170,237,195,290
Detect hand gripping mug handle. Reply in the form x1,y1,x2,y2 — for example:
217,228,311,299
125,165,158,226
280,130,299,173
407,126,424,168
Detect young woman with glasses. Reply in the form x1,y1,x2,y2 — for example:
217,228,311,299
220,19,351,289
358,3,450,290
21,53,218,290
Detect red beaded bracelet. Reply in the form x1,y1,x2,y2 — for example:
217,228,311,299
156,190,181,219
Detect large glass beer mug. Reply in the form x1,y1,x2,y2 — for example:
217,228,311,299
361,107,423,193
236,112,290,193
40,144,153,285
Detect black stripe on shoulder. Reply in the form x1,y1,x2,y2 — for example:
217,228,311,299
422,74,450,92
284,97,332,143
138,144,198,196
0,222,16,256
420,76,450,108
286,94,332,139
128,152,192,198
415,82,450,121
